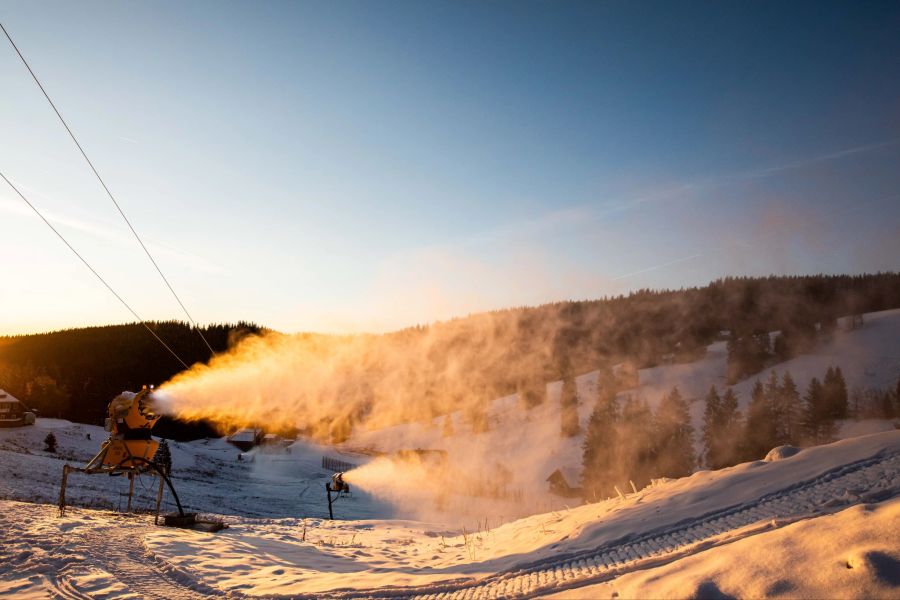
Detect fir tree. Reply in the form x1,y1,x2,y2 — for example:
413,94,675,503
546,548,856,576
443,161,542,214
518,375,547,410
655,387,695,479
718,387,742,467
441,414,454,438
880,389,896,419
830,366,849,419
765,370,781,424
701,385,722,468
466,402,489,433
777,371,801,445
743,379,776,460
153,439,173,475
802,377,836,444
822,366,849,419
581,373,619,500
619,394,657,490
560,373,580,437
44,432,57,453
896,375,900,417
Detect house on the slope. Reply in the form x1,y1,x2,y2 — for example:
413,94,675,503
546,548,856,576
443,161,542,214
546,466,583,498
0,390,36,428
227,428,263,451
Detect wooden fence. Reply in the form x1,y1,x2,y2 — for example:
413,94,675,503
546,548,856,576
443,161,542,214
321,455,356,472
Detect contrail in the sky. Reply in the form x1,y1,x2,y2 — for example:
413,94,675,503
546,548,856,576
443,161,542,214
746,138,900,180
612,253,703,281
603,137,900,217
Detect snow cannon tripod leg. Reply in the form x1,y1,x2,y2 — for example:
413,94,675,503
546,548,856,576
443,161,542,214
58,464,70,517
326,483,334,520
127,472,135,512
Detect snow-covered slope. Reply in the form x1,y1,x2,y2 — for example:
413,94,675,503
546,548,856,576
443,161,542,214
550,499,900,599
0,418,388,521
342,308,900,520
1,431,898,598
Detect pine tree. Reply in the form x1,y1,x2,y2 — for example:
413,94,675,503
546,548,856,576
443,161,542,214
44,432,57,453
560,373,580,437
702,385,722,468
466,402,489,433
802,377,836,444
619,394,657,490
895,375,900,417
801,377,822,442
655,387,695,479
518,375,547,410
831,366,848,419
581,376,619,500
441,414,454,438
880,389,896,419
718,387,742,467
154,439,173,475
742,379,776,460
765,370,781,428
778,371,801,445
822,366,849,419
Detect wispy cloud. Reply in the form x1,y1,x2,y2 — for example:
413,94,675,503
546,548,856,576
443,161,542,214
0,179,225,275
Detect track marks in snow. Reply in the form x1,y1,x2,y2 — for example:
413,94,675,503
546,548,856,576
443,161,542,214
404,452,900,600
292,452,900,599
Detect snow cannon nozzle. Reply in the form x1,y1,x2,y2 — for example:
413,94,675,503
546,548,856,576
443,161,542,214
331,472,350,494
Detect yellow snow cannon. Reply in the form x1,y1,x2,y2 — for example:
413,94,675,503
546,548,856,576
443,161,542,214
85,387,161,471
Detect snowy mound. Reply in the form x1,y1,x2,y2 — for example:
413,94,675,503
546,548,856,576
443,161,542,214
764,445,802,461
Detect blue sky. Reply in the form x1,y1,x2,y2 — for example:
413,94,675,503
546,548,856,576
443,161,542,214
1,1,899,335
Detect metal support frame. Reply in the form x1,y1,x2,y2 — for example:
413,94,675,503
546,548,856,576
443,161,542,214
326,483,335,520
58,446,185,521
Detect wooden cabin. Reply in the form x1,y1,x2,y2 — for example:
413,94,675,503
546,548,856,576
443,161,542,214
0,389,34,427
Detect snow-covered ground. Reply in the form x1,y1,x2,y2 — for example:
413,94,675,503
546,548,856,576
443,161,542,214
1,308,898,597
341,308,900,521
0,418,389,521
1,430,898,598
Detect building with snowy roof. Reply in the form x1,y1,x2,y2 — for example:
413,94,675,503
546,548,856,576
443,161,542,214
0,389,35,427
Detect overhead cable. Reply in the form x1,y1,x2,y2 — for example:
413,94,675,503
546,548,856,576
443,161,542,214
1,21,216,356
0,171,190,370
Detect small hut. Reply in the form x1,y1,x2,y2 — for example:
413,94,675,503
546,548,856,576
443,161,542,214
546,467,583,498
0,390,35,428
227,428,263,451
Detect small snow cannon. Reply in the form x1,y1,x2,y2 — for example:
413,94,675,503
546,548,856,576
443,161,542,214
325,472,351,519
57,387,226,531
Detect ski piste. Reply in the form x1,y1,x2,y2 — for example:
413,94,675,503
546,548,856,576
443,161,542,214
3,446,897,599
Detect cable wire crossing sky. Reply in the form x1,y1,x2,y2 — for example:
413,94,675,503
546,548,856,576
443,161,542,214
1,0,899,335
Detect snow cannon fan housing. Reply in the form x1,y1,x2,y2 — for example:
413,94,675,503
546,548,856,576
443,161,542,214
99,387,161,469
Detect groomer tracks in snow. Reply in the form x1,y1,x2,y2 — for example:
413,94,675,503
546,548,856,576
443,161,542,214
361,450,900,600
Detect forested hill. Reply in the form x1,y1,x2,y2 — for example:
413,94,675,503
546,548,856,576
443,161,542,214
2,273,900,438
0,321,263,437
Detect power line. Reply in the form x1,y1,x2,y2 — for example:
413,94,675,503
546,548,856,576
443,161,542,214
0,171,190,370
1,21,217,357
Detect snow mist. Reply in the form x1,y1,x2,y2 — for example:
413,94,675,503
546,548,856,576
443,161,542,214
153,310,593,521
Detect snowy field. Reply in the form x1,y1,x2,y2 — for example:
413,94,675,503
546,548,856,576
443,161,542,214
0,418,389,521
0,308,898,598
1,431,898,598
342,308,900,519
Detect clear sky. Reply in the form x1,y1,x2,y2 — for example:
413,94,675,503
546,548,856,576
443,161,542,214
1,0,899,336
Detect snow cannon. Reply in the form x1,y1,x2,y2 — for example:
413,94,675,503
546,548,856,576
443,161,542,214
325,472,351,519
59,388,226,532
331,472,350,494
90,387,162,470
